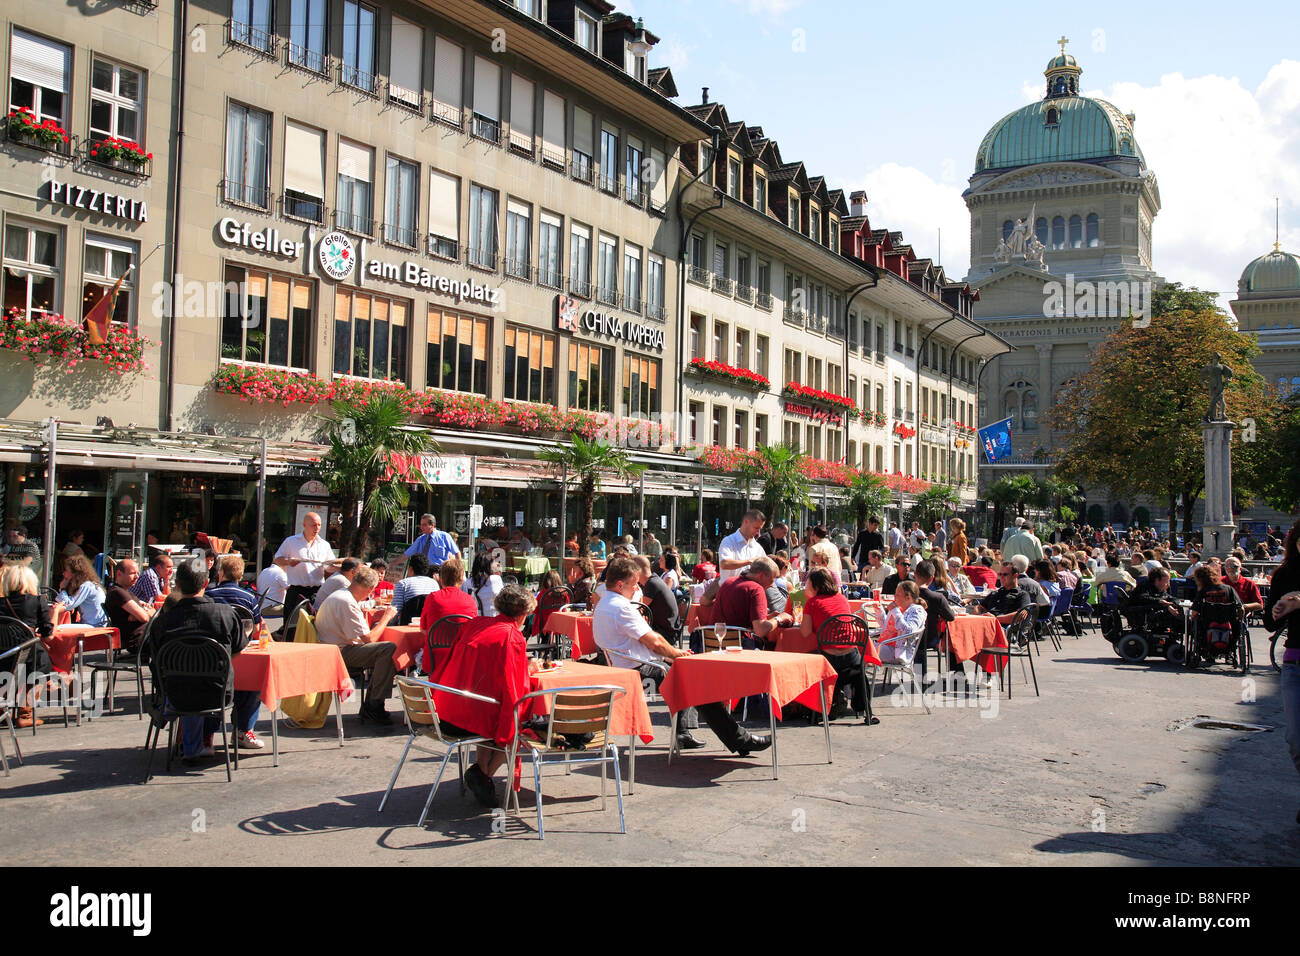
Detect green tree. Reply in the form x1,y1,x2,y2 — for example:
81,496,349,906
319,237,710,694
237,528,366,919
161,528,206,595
1046,305,1276,539
1249,391,1300,512
1149,282,1220,318
986,474,1037,542
742,444,813,527
910,484,959,529
540,437,645,557
318,392,436,558
844,471,891,531
1040,474,1081,529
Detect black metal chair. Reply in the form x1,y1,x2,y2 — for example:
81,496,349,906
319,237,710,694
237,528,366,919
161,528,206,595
975,609,1038,699
425,613,471,677
143,636,238,783
634,602,653,626
0,617,39,774
530,586,572,660
86,619,147,721
399,593,428,626
815,613,878,725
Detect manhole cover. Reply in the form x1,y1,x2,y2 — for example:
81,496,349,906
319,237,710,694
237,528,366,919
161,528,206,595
1168,715,1273,733
1139,782,1166,794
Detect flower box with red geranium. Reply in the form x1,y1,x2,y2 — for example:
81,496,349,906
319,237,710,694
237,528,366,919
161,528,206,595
6,108,71,152
687,358,770,391
89,137,152,174
781,382,857,414
1,307,148,374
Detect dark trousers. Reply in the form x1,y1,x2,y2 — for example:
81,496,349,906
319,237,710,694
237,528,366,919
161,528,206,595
640,662,749,750
281,585,319,642
823,649,865,709
339,641,397,705
636,663,698,731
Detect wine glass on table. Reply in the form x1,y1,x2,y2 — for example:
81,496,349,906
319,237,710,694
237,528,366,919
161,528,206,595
713,619,728,649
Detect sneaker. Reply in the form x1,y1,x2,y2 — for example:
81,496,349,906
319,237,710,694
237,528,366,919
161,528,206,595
238,730,265,750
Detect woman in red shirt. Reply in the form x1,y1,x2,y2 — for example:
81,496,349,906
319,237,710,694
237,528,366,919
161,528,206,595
692,549,717,583
798,568,860,716
420,557,478,676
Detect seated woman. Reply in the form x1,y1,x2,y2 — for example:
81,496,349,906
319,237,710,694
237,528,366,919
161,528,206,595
463,552,504,617
431,585,540,808
1,564,53,728
56,555,107,628
803,543,842,589
1190,564,1243,628
419,558,479,678
1033,560,1062,603
537,569,565,593
798,568,859,715
566,557,597,607
878,581,928,665
945,557,976,602
692,549,717,584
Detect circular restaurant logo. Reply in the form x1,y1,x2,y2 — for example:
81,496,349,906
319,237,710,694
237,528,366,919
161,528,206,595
317,232,355,281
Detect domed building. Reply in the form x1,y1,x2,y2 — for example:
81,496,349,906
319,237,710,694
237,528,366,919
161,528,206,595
1231,244,1300,399
964,42,1163,529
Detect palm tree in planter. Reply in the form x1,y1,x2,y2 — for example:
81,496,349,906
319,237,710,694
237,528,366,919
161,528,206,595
986,473,1038,543
318,392,436,557
742,444,814,530
844,471,891,532
540,436,644,557
909,484,959,530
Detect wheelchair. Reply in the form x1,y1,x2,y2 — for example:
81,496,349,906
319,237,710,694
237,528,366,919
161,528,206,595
1187,597,1249,673
1101,593,1188,665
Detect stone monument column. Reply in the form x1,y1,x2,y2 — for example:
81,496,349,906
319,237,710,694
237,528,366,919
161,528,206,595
1201,420,1236,559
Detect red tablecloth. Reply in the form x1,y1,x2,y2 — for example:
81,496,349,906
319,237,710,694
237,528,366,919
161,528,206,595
545,610,597,658
376,624,425,671
772,626,881,664
232,641,353,706
659,650,836,721
364,606,399,626
942,614,1007,674
530,661,654,743
45,625,120,674
688,599,882,633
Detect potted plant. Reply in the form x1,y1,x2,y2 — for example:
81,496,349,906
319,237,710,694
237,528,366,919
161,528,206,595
6,107,70,151
89,137,152,171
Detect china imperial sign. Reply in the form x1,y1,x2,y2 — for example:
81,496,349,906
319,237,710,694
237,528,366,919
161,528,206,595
554,294,664,352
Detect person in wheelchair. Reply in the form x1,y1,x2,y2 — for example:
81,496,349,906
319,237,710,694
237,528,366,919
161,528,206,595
1189,564,1244,662
1126,568,1185,635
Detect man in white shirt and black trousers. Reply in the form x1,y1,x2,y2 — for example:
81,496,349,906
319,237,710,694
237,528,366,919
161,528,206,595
593,555,771,757
274,512,340,639
718,509,767,583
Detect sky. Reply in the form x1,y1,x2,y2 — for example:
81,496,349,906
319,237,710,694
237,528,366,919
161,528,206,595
611,0,1300,306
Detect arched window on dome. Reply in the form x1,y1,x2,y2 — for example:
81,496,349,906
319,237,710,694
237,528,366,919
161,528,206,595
1035,218,1048,245
1086,213,1099,247
1045,108,1060,126
1069,215,1082,248
1003,220,1014,243
1051,217,1065,250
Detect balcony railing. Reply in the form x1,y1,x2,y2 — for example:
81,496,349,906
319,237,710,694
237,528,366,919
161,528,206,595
467,248,500,272
646,303,666,322
894,406,905,418
712,274,734,296
597,285,619,307
286,42,329,77
568,275,592,298
427,235,458,261
220,178,271,211
226,19,278,58
538,266,563,290
431,100,463,129
686,264,710,287
598,172,619,195
735,283,754,304
905,346,915,357
894,342,903,354
648,198,667,218
382,223,419,249
571,154,594,185
280,191,324,224
624,183,644,207
333,209,374,237
508,130,534,157
540,143,566,170
783,305,807,324
621,293,641,314
504,256,532,281
756,290,773,311
385,81,423,113
470,114,501,146
339,62,378,96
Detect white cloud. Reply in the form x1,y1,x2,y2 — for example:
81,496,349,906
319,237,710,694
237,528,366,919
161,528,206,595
728,0,803,16
859,163,972,278
1102,60,1300,307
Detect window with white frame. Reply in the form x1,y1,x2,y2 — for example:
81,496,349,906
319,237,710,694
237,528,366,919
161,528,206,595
384,155,419,247
82,234,136,327
428,169,459,259
224,102,271,208
575,12,599,53
89,58,143,147
282,121,325,223
728,156,741,199
2,222,60,318
9,30,71,131
336,139,373,234
505,199,531,279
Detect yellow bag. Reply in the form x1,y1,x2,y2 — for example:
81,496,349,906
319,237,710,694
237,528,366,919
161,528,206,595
278,612,334,729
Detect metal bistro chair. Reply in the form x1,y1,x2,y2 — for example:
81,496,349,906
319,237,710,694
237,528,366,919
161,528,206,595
975,610,1039,699
143,637,238,783
698,624,750,653
1043,586,1076,650
634,602,653,626
0,619,40,775
378,676,504,827
504,684,628,839
425,614,471,678
872,627,930,716
530,586,572,661
815,613,880,723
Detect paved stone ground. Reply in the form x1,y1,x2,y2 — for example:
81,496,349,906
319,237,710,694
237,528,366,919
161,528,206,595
2,624,1296,866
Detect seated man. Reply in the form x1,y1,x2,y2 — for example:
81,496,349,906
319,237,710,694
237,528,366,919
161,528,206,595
974,564,1034,628
131,551,173,605
594,555,769,756
880,559,911,597
862,550,893,588
1223,558,1264,617
1128,567,1186,633
714,556,795,646
635,555,681,644
316,557,361,604
392,554,439,623
144,557,264,759
314,566,399,725
104,558,155,653
431,585,540,808
206,554,262,626
963,555,997,590
1009,554,1051,610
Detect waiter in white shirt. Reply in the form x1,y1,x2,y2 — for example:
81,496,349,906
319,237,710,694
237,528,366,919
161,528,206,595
718,509,767,583
273,512,340,636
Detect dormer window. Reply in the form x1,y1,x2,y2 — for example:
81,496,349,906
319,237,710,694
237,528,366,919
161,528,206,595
727,156,741,199
1045,107,1060,126
809,205,820,243
512,0,541,18
575,12,598,54
754,174,767,213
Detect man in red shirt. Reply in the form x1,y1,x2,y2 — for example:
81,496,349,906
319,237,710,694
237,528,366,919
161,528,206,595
431,584,538,807
963,556,998,590
714,556,794,643
1223,557,1264,616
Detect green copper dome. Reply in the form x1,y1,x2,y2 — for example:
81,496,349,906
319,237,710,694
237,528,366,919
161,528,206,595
974,94,1144,172
1045,53,1079,71
1239,247,1300,294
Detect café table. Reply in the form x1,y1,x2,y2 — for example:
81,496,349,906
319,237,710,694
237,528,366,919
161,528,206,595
364,606,400,627
544,610,598,659
511,555,553,579
530,660,654,793
43,624,121,724
232,641,354,766
376,623,426,672
659,650,837,778
941,613,1008,675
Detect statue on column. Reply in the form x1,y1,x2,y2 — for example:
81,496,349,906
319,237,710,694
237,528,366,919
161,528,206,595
1202,352,1232,422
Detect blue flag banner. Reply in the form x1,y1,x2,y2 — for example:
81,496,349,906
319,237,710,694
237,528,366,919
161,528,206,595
978,417,1014,464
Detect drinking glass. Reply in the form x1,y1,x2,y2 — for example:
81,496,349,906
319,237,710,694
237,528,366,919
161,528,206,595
713,620,728,644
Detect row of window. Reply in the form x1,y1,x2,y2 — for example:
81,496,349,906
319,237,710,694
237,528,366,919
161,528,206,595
1003,213,1101,250
701,145,840,251
224,104,667,315
229,1,668,206
216,262,661,414
7,27,147,148
2,221,136,325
